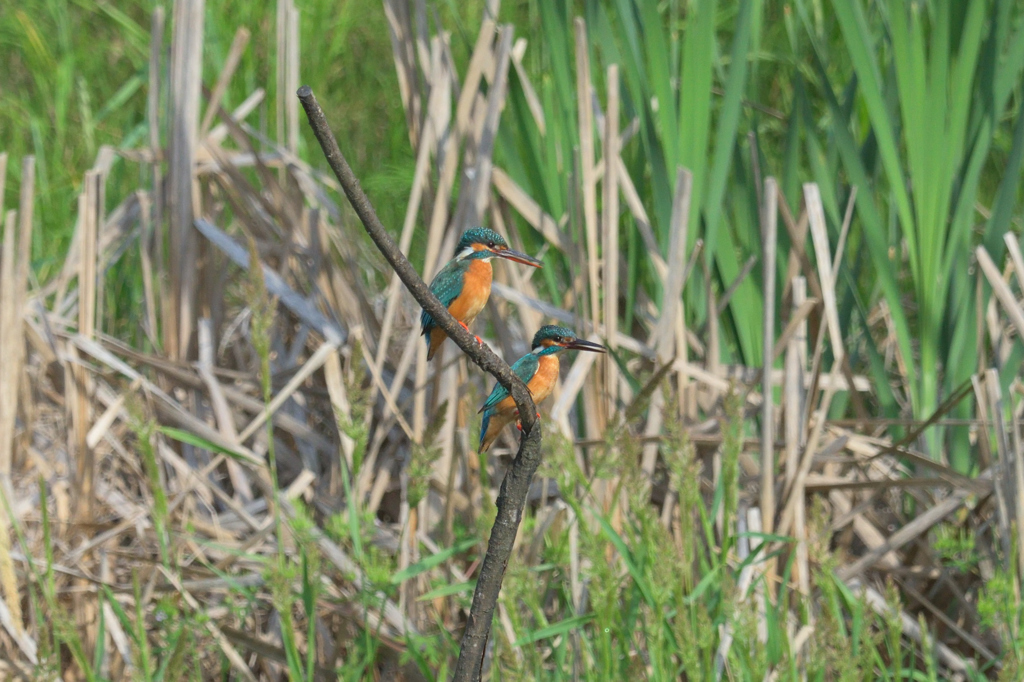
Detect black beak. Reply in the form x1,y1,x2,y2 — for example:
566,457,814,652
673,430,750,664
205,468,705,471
493,248,542,268
564,338,606,353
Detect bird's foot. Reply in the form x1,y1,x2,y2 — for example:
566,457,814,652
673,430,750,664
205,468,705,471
515,413,541,431
458,321,483,346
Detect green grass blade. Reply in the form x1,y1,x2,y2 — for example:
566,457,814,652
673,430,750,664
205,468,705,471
702,0,753,258
389,537,477,585
417,580,476,602
513,614,595,647
591,509,655,607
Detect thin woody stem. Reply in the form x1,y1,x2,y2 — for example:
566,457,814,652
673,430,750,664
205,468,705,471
298,85,543,681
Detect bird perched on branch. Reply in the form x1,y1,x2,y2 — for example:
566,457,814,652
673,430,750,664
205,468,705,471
478,325,605,452
421,227,542,360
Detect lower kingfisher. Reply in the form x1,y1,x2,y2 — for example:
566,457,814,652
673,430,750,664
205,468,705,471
421,227,542,360
477,325,606,452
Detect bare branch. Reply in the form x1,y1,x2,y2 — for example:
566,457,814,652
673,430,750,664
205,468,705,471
297,84,541,681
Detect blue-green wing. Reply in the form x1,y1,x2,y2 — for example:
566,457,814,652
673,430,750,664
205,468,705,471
480,353,539,414
420,259,469,335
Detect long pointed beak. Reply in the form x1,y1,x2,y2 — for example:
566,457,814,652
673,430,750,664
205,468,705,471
564,338,606,353
493,248,542,268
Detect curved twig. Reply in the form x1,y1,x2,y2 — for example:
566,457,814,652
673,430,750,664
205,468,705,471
298,85,542,681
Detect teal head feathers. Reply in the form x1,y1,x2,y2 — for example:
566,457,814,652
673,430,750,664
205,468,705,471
453,227,542,266
528,325,607,355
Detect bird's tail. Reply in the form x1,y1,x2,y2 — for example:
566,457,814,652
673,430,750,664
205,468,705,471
426,327,445,361
477,411,491,452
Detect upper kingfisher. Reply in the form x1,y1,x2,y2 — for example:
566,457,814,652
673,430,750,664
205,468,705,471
477,325,605,452
421,227,542,360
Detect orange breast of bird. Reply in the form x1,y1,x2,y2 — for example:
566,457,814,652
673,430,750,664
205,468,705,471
528,355,561,405
447,259,492,326
492,354,560,415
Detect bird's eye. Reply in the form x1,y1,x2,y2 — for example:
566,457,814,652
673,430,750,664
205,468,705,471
487,241,495,248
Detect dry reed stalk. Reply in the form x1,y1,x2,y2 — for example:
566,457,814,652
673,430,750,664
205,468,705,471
617,157,666,275
825,484,899,570
510,37,545,134
837,467,990,581
455,19,497,142
323,350,355,473
383,0,422,147
73,173,100,522
431,373,459,542
14,154,35,327
641,168,692,485
573,18,608,463
1013,387,1024,587
783,275,808,490
777,193,822,306
703,282,721,411
167,0,205,360
199,27,251,139
286,4,300,155
464,26,513,233
160,566,260,682
776,184,844,539
714,507,765,680
977,245,1024,340
575,17,599,330
64,332,265,469
1004,233,1024,283
490,169,569,251
0,204,23,635
91,151,113,333
760,177,778,542
985,369,1015,567
0,161,15,482
771,296,817,366
1,157,35,482
785,277,808,596
410,0,431,91
70,174,102,663
602,64,620,415
0,587,36,664
777,195,805,298
354,337,414,439
600,63,622,535
897,575,998,666
148,3,165,351
238,341,337,441
849,579,973,675
194,218,344,343
137,191,159,347
811,187,851,362
197,318,253,501
275,0,288,151
207,89,265,146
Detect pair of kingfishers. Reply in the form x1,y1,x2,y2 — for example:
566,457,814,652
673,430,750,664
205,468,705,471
420,228,606,452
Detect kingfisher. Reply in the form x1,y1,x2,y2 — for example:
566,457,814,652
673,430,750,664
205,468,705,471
421,227,542,360
477,325,605,452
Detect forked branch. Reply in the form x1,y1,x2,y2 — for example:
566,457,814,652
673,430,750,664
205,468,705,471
298,85,542,681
